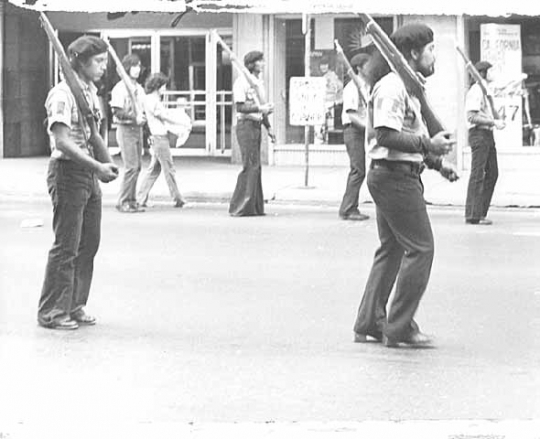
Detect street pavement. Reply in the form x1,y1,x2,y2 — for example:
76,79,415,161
1,152,540,208
1,196,540,437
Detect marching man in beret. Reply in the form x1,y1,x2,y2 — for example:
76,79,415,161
352,23,457,348
229,50,275,217
338,52,371,222
38,36,118,330
464,60,505,225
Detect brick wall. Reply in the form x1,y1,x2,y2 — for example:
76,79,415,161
3,3,49,157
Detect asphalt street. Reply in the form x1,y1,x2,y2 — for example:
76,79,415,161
1,200,540,428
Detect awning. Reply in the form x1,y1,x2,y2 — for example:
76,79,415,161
190,0,540,16
6,0,186,13
7,0,540,16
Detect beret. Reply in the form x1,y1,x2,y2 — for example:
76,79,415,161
68,36,108,59
474,60,493,73
350,53,371,68
390,23,434,55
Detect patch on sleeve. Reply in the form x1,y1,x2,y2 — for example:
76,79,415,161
56,101,66,115
376,97,401,115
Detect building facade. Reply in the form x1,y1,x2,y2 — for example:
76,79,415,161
2,2,540,173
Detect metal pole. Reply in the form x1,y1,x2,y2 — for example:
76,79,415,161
220,92,226,154
303,13,311,187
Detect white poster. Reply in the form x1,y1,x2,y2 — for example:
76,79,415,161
480,24,523,148
289,77,326,126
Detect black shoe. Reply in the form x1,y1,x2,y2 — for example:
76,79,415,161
383,332,434,348
341,212,369,221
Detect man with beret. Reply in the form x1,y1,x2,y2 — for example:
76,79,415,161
352,23,457,348
338,53,371,221
38,35,119,330
464,60,505,225
229,50,275,216
111,53,146,213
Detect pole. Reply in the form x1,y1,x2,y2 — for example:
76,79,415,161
303,13,311,187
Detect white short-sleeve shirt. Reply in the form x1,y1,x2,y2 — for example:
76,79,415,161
233,75,264,122
368,72,426,162
465,82,493,129
110,79,145,125
341,80,367,126
44,79,101,159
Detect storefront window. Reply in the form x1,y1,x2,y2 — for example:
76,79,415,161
284,16,393,146
159,35,232,151
468,16,540,147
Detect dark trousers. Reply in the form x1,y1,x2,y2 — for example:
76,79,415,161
339,125,366,217
353,165,434,341
229,119,264,216
38,159,102,325
465,128,499,221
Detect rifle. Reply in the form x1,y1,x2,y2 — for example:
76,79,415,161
105,38,141,121
456,46,501,120
212,30,266,107
212,30,274,141
357,13,446,137
39,12,102,150
334,39,368,107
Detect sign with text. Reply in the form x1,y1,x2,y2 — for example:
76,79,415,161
481,24,523,147
289,77,326,126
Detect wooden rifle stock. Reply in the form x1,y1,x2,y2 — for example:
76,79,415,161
334,39,368,107
39,12,101,145
105,38,140,120
455,46,501,120
357,13,446,137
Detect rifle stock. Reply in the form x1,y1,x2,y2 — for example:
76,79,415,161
334,39,368,107
358,13,446,137
105,38,140,120
39,12,102,147
456,46,501,120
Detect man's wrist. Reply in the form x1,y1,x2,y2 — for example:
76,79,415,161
420,136,432,155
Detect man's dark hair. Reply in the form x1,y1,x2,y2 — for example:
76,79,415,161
122,53,141,73
243,50,264,73
68,35,108,70
145,72,169,94
390,23,434,60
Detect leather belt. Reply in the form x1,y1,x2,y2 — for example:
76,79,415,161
470,125,493,132
370,159,425,175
